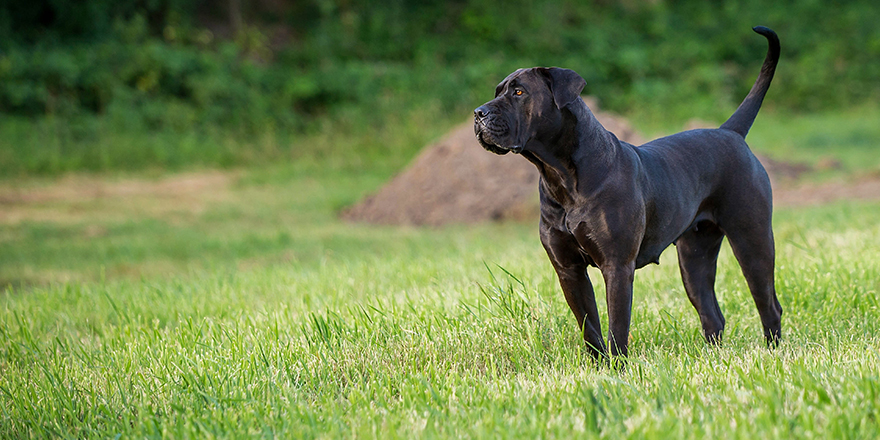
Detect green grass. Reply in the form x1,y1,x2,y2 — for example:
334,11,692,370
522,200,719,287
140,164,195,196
2,106,880,437
0,101,456,179
2,168,880,438
4,96,880,182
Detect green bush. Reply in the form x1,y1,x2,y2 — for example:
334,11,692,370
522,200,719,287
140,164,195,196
1,1,879,175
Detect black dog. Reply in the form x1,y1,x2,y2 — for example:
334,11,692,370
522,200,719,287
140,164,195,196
474,27,783,359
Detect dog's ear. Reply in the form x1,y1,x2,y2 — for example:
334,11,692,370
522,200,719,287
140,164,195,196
541,68,586,109
495,68,526,97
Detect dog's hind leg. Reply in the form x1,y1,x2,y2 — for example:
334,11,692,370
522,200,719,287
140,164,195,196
676,221,727,344
723,216,783,347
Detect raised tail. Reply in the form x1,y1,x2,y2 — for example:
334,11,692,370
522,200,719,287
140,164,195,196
719,26,780,138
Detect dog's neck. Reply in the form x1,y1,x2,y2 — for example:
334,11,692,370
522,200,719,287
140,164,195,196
522,101,620,206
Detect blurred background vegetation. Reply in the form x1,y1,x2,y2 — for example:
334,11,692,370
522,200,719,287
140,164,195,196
1,0,878,176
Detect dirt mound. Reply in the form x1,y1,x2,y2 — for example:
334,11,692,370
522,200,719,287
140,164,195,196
340,125,539,226
341,97,644,226
775,177,880,207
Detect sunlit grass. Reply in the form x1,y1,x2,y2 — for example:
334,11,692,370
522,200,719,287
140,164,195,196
2,170,879,438
2,107,880,437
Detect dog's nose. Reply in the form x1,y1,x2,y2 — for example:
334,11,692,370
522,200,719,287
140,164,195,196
474,106,490,119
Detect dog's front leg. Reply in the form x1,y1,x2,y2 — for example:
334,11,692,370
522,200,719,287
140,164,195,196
552,263,606,359
601,262,635,357
540,228,606,359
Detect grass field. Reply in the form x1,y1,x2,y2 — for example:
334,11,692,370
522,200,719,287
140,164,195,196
2,109,880,438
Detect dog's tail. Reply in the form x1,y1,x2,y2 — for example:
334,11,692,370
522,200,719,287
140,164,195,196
720,26,780,138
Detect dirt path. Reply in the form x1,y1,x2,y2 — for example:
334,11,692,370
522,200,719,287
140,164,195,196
0,167,876,227
774,177,880,207
0,172,235,225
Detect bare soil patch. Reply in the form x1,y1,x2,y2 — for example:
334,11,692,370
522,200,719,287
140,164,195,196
774,176,880,207
0,171,235,225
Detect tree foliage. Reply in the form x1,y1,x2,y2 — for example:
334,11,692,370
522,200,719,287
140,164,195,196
0,1,878,173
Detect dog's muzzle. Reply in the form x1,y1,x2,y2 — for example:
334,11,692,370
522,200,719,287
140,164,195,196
474,105,521,155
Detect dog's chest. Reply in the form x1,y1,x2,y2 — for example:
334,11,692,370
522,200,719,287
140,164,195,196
550,201,669,269
547,207,602,268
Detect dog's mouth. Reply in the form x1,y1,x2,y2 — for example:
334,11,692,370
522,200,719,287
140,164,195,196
475,121,521,155
476,130,510,155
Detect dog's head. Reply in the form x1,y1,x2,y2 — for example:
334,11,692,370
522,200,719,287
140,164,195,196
474,67,586,155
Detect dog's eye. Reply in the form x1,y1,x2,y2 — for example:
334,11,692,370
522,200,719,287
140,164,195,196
514,89,524,96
